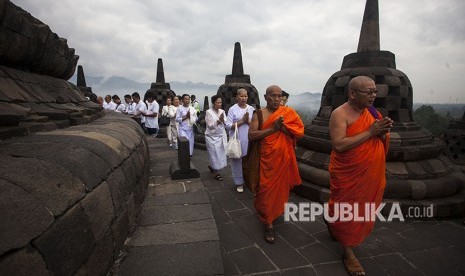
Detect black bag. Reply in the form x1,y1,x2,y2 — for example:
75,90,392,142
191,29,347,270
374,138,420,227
158,115,170,127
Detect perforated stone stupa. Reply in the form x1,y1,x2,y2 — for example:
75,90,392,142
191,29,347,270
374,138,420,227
216,42,260,113
295,0,465,217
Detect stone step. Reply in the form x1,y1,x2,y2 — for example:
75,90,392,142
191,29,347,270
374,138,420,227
22,115,49,123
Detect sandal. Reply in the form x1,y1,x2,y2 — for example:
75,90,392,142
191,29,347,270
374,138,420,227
214,174,223,181
342,256,365,276
264,226,276,244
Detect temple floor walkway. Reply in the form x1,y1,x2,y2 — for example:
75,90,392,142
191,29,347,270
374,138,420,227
116,136,465,276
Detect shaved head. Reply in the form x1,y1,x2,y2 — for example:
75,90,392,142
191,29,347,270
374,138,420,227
348,76,374,90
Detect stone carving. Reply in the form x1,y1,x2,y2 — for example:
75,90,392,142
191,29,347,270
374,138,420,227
295,0,465,217
442,111,465,167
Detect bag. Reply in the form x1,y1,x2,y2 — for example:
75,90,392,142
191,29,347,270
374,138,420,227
242,109,263,194
159,115,170,127
226,123,242,159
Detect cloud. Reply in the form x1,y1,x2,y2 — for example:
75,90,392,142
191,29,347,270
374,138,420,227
10,0,465,103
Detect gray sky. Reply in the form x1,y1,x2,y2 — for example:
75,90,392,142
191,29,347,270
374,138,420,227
13,0,465,103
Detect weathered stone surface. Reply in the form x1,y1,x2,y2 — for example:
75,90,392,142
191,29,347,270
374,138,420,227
111,208,129,257
0,179,54,255
107,167,132,215
83,231,114,276
0,155,85,216
81,182,115,240
33,204,94,276
0,246,49,276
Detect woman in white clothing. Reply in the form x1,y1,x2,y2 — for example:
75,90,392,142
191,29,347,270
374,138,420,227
226,88,255,193
205,95,228,181
167,96,180,149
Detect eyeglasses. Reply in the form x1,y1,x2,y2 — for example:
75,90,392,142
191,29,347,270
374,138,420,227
267,94,282,99
352,89,378,96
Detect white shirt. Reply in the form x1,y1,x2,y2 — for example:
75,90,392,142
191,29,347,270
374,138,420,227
145,100,160,129
103,101,117,110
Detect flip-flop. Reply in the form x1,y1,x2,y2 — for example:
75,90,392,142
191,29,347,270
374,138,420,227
214,174,223,181
264,227,276,244
342,256,365,276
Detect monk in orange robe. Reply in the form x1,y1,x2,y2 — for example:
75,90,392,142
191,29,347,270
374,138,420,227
249,85,304,244
328,76,392,276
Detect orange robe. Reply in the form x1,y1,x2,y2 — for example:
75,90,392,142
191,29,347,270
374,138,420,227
328,108,390,247
254,106,305,224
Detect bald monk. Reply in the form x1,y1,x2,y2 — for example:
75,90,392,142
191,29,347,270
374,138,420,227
249,85,304,244
328,76,392,276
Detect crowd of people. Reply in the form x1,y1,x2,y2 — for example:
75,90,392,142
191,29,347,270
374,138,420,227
97,77,391,275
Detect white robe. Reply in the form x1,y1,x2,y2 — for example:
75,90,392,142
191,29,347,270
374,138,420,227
175,105,197,155
226,104,255,185
166,105,179,148
205,108,228,171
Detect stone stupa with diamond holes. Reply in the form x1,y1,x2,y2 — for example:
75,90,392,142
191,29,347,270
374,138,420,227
294,0,465,217
442,111,465,168
144,58,176,138
216,42,260,113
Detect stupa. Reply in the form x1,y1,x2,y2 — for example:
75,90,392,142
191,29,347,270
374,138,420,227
216,42,260,113
295,0,465,217
76,65,97,103
145,58,176,137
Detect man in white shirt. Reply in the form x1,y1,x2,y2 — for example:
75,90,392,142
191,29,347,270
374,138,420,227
112,95,126,113
124,94,136,115
102,95,117,110
143,92,160,137
132,92,147,128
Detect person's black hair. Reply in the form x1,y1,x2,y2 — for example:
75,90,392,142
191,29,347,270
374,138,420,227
131,92,140,99
211,95,221,104
182,94,190,100
190,94,196,100
112,95,120,100
282,90,290,98
124,94,132,99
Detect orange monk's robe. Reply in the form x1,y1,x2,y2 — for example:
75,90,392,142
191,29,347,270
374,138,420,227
328,108,390,247
254,106,305,225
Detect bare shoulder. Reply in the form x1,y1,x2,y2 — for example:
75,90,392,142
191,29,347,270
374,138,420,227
330,104,348,119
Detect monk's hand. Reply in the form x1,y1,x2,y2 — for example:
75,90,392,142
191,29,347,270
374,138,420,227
370,117,393,136
273,116,284,131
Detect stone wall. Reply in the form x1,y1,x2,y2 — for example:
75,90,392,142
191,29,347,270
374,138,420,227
0,112,150,275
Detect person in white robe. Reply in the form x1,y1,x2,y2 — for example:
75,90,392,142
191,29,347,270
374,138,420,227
205,95,228,181
124,94,136,115
226,88,255,193
167,96,180,149
132,92,147,128
175,94,198,155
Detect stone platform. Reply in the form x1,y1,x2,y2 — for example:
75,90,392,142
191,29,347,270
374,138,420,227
115,136,465,275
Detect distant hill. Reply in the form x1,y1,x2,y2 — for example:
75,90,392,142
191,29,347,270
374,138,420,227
69,75,218,99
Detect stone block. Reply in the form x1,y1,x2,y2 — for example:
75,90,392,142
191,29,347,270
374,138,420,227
33,204,94,276
83,231,114,276
408,180,428,199
0,179,54,255
0,156,86,216
107,167,131,215
385,96,401,110
111,208,129,258
0,246,49,276
81,182,115,240
398,108,411,122
376,84,389,97
0,140,110,191
385,75,402,86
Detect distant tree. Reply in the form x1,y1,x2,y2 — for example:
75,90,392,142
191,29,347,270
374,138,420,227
413,105,449,136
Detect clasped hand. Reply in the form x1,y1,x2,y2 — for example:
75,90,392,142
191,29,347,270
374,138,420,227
273,116,284,131
370,117,393,136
